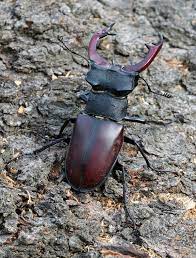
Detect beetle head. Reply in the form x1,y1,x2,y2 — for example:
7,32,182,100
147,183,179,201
86,24,163,97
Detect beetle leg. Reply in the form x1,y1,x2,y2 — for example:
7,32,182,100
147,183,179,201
124,136,158,156
78,91,90,103
115,160,144,245
116,161,143,243
58,117,76,136
29,117,75,155
123,170,137,229
124,136,159,170
32,137,70,155
125,136,172,173
124,115,172,126
114,161,135,226
124,115,146,124
16,118,75,157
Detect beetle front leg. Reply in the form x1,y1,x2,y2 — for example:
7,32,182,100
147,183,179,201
124,115,172,125
77,91,90,103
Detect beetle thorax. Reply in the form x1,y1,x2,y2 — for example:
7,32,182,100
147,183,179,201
85,61,139,97
84,61,139,121
85,91,128,122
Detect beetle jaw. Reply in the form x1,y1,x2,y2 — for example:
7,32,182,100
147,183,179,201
123,33,163,72
98,22,116,38
88,24,163,72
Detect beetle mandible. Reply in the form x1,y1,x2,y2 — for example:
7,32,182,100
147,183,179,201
34,23,172,224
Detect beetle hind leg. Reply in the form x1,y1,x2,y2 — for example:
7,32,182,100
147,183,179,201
115,161,143,244
123,170,136,226
114,161,135,225
124,135,170,173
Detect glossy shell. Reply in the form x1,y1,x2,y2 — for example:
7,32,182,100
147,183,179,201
65,114,124,191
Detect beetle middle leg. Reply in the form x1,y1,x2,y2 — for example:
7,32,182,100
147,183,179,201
6,118,74,164
29,117,75,155
124,115,172,125
32,137,70,155
124,135,160,171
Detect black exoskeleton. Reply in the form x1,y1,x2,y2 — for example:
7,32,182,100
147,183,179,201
85,61,139,121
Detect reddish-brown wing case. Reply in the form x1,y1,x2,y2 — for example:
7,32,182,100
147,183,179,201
65,114,124,191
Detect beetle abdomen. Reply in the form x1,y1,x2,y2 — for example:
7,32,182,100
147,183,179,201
65,114,124,191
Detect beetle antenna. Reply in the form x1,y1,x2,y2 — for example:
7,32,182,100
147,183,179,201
139,76,172,98
58,36,90,66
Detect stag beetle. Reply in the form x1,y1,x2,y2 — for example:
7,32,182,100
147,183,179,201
33,23,172,225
